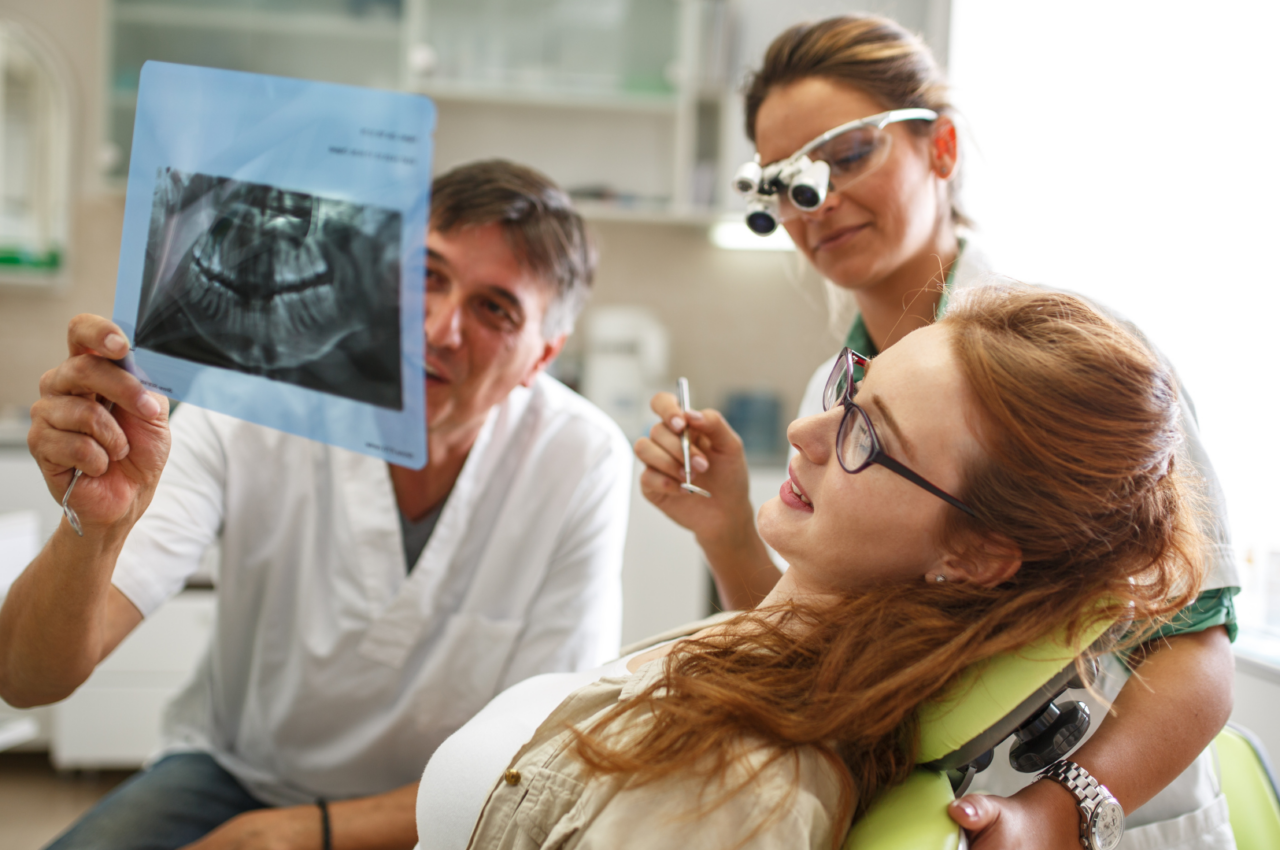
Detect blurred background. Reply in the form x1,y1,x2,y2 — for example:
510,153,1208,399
0,1,1276,846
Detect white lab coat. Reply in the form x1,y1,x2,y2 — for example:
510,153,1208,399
111,373,633,807
795,244,1238,848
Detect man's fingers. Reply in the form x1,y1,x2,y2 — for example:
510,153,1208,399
42,354,161,421
67,314,129,360
34,426,113,479
34,394,131,465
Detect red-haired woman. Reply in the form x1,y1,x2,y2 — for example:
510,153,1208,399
634,16,1237,850
417,287,1206,850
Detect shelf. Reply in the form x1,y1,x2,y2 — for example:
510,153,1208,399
114,3,402,41
576,201,720,226
415,80,678,115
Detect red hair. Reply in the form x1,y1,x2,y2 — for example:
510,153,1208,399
572,287,1206,844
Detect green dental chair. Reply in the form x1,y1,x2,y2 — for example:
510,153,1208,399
845,621,1280,850
1218,723,1280,850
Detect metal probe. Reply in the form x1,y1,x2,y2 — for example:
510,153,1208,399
676,377,711,498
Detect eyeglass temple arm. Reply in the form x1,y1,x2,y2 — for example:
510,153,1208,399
795,108,940,159
874,454,977,517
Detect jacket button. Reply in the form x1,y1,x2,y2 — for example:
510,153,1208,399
503,769,521,785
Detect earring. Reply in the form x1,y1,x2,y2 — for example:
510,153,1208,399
931,574,947,583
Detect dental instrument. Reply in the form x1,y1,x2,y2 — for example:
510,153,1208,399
677,378,711,498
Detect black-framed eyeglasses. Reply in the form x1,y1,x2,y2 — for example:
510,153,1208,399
823,348,977,517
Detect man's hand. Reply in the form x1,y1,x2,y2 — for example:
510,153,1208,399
634,392,781,608
29,314,170,536
181,783,421,850
180,807,324,850
0,314,169,706
949,781,1082,850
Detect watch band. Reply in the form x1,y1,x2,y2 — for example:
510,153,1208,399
1040,760,1108,806
1037,760,1125,850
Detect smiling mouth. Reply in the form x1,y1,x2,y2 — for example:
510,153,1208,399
780,474,814,511
814,223,869,252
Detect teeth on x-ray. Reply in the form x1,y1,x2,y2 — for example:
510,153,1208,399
135,169,405,410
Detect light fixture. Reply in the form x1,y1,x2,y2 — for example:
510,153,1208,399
708,220,795,252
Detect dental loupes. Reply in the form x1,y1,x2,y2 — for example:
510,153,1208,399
677,377,711,498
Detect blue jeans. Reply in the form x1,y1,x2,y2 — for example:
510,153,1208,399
45,752,268,850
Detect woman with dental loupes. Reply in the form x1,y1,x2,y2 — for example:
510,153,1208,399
633,14,1239,850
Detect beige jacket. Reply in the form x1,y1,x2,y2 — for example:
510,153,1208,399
465,657,849,849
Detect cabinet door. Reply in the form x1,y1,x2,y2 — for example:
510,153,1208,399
96,592,216,674
106,1,405,179
51,686,183,770
51,591,216,769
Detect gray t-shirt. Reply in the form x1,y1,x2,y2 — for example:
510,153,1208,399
400,502,444,573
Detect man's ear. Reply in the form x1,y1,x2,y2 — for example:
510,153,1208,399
520,333,567,388
930,116,959,180
940,532,1022,587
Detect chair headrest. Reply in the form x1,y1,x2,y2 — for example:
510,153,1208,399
917,617,1117,770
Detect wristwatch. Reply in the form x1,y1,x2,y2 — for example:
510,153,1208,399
1037,760,1126,850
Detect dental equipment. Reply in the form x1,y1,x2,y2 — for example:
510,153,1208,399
733,108,938,235
677,378,711,498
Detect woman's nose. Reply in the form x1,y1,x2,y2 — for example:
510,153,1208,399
787,408,842,465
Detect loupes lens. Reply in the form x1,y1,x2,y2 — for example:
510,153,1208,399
745,201,778,235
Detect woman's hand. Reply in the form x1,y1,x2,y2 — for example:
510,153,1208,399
634,391,753,543
949,782,1082,850
634,392,781,609
28,314,170,538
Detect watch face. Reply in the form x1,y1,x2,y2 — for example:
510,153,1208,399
1089,799,1126,850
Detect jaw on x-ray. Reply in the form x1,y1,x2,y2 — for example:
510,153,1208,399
135,168,404,410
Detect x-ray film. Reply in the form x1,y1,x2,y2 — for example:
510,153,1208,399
113,62,434,468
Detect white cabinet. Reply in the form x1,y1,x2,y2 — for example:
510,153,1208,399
104,0,732,218
619,463,788,645
51,589,215,770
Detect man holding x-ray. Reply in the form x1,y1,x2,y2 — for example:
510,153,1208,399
0,160,633,849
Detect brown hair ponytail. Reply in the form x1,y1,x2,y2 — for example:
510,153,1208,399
743,14,969,227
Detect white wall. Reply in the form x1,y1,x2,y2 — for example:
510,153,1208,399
949,1,1280,566
1231,658,1280,765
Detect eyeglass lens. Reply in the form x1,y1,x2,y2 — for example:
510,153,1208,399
812,126,891,184
776,126,893,221
822,362,850,412
838,407,875,472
